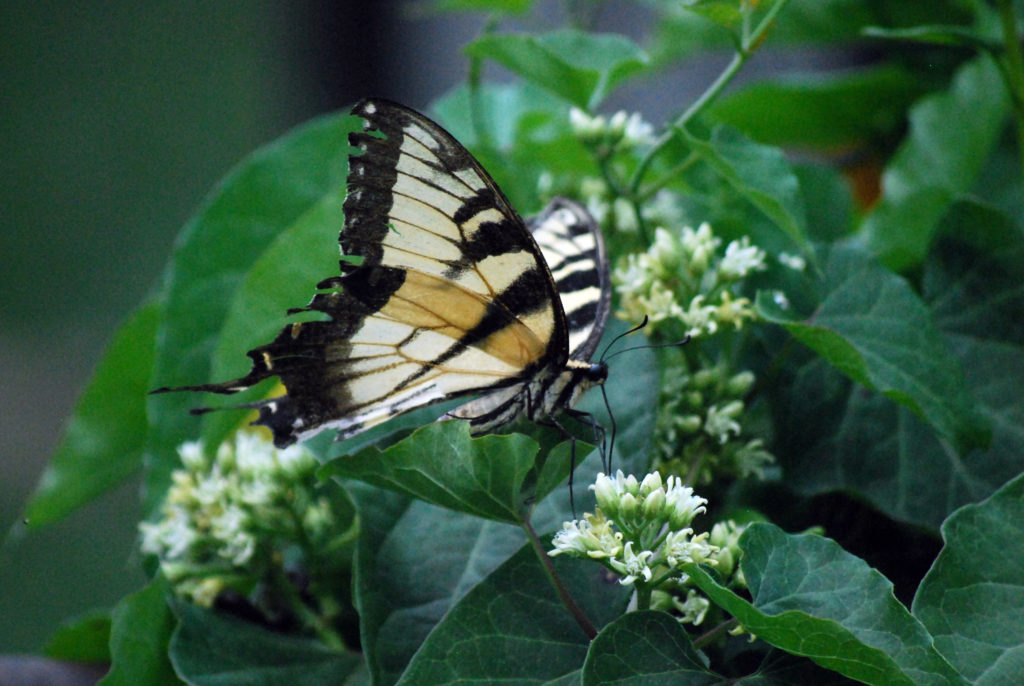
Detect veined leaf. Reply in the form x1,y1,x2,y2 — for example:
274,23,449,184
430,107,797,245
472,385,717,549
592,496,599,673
686,524,967,685
913,473,1024,684
465,30,648,109
758,243,990,456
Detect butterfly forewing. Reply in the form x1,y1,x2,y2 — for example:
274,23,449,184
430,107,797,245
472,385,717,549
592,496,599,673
155,99,610,448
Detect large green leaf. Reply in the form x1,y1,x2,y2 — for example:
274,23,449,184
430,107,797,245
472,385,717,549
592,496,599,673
145,111,358,508
23,301,159,528
347,482,525,686
686,524,967,685
582,611,717,685
322,421,576,524
759,243,989,457
707,66,924,148
395,542,631,685
771,212,1023,528
169,602,362,686
465,30,648,109
913,473,1024,684
679,124,808,249
858,55,1010,271
99,577,181,686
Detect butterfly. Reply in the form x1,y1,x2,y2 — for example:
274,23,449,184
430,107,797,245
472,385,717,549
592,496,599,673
157,98,611,449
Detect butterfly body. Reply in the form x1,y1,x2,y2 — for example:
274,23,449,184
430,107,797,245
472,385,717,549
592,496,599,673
158,99,610,448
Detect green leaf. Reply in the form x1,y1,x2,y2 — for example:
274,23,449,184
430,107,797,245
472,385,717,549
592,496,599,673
24,301,159,528
680,0,743,29
862,24,1001,51
169,602,362,686
146,111,358,508
679,124,808,249
395,542,631,685
758,243,990,456
465,30,648,109
771,210,1023,527
858,55,1011,271
686,524,967,686
44,610,111,664
100,577,181,686
708,66,924,147
322,421,576,524
913,473,1024,683
347,482,525,686
582,611,716,685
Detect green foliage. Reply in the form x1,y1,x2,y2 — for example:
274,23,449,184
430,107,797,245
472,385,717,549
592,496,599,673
13,0,1024,683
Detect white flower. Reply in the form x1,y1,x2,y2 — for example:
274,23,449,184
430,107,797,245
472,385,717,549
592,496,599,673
569,107,606,141
623,112,655,146
649,226,682,273
663,476,707,529
719,237,767,279
680,223,720,274
705,403,742,444
779,252,806,271
679,295,718,338
177,440,206,470
609,541,654,585
715,291,756,330
733,439,775,479
676,589,710,625
613,197,639,232
549,511,623,559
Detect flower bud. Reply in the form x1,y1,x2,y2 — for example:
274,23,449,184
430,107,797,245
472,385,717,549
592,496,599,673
725,371,755,397
642,487,666,520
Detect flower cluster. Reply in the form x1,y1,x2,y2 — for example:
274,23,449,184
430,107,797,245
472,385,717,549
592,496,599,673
655,365,775,482
613,222,765,338
139,433,346,609
550,471,726,623
569,107,656,150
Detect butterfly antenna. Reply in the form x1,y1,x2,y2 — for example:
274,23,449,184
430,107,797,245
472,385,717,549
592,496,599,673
598,315,650,363
603,334,691,364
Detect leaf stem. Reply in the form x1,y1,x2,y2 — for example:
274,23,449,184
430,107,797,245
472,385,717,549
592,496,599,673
995,0,1024,191
692,617,739,650
628,0,791,196
523,515,598,639
269,560,345,650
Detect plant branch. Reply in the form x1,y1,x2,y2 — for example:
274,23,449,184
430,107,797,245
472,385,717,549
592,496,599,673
628,0,791,196
523,514,598,639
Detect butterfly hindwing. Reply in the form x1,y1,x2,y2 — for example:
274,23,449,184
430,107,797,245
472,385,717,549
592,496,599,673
156,99,609,448
530,197,610,362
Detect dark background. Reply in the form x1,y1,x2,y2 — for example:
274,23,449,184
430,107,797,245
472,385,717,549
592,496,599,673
0,1,843,652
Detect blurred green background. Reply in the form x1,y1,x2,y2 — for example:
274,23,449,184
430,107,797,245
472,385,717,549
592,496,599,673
0,2,477,652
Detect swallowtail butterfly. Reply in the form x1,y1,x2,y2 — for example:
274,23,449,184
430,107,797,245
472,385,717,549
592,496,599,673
158,99,611,448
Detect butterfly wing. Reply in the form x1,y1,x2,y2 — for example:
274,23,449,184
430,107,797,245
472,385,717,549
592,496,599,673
529,197,610,362
159,98,570,447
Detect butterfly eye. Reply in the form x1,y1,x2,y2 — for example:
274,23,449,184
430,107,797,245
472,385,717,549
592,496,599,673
587,362,609,383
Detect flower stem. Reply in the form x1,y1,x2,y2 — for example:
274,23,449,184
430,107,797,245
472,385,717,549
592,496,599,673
628,0,791,196
269,562,344,650
523,515,598,639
